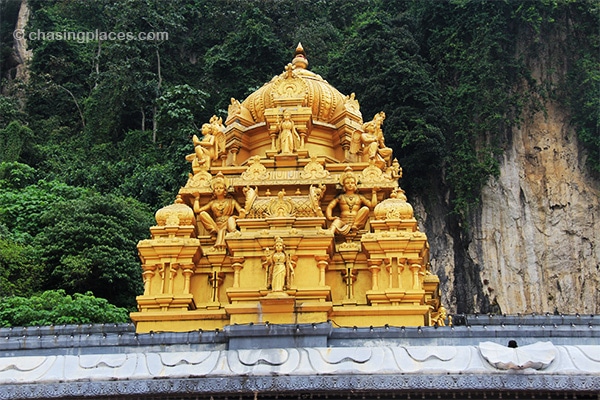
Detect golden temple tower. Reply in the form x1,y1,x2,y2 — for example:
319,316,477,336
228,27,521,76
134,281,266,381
130,44,444,333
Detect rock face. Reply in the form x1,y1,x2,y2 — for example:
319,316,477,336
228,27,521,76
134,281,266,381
469,101,599,315
13,0,32,82
418,101,600,315
418,40,600,315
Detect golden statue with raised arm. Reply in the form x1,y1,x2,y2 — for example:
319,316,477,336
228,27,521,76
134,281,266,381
350,111,393,168
326,167,377,235
193,173,246,250
186,116,226,173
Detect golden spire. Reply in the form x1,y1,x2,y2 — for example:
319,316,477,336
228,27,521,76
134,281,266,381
292,42,308,69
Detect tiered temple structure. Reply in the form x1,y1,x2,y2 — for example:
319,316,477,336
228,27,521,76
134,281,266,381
130,44,444,333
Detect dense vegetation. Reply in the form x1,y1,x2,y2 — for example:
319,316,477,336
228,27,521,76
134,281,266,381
0,0,597,322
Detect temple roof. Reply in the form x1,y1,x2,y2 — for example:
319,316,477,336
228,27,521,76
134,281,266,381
235,43,350,125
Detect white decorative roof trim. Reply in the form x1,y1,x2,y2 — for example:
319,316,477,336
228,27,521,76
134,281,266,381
479,341,558,370
0,344,599,397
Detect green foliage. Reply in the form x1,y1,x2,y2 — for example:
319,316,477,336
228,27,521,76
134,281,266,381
0,0,22,82
0,0,597,318
0,95,25,128
0,289,130,327
570,53,600,173
157,84,210,137
562,1,600,173
0,162,37,189
0,238,43,297
419,0,527,216
33,192,153,307
0,177,87,240
328,3,446,193
204,4,288,113
0,174,153,308
0,121,32,163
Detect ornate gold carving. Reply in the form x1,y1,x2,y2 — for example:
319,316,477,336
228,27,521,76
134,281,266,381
241,155,269,181
300,156,330,179
244,188,326,219
344,93,360,113
243,185,259,211
275,109,301,153
272,68,308,101
360,161,387,183
228,97,241,116
133,44,443,333
185,115,226,174
185,171,212,188
267,189,295,217
155,195,195,226
374,188,414,220
309,183,326,217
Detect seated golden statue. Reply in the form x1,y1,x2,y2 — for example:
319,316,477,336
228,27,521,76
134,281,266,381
193,173,246,250
186,116,225,173
351,111,393,168
277,110,301,154
262,237,295,292
326,168,377,235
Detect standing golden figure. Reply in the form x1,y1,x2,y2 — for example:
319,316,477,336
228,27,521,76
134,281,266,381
263,237,295,292
277,109,301,154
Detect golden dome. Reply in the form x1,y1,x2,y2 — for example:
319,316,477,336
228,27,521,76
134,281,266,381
374,189,414,220
155,195,196,226
239,43,347,124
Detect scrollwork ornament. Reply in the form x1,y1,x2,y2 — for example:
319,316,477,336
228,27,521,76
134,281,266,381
241,155,269,181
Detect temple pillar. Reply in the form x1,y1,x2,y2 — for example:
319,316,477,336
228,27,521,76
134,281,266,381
182,264,194,294
411,263,422,290
231,257,244,288
315,256,329,287
368,260,382,291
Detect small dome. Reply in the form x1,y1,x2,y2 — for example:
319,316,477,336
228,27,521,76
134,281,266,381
374,189,414,220
239,43,347,124
155,195,195,226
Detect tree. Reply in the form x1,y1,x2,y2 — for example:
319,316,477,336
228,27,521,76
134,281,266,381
0,176,153,308
0,289,130,327
0,235,43,297
328,3,446,195
33,192,153,308
0,121,32,162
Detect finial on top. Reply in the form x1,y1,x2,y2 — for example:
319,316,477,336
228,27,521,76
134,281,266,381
292,42,308,69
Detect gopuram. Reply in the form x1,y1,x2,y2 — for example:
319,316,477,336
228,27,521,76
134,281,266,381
130,44,445,333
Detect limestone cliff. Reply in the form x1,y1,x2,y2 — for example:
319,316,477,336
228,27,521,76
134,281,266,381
417,22,600,316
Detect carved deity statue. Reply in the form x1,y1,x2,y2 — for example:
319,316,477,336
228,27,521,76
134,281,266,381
228,97,241,117
193,173,246,250
431,305,448,327
186,116,226,173
309,183,326,217
326,167,377,235
262,237,296,292
276,109,301,154
350,111,393,168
